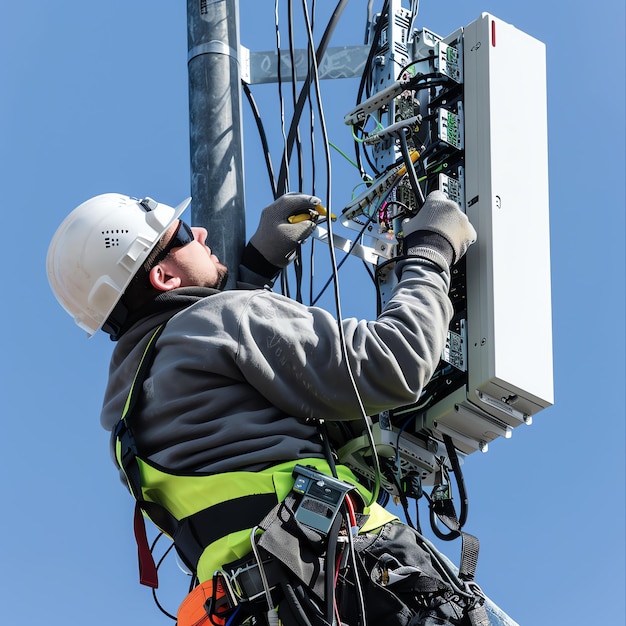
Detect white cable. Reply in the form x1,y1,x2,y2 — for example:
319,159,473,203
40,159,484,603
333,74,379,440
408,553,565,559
301,0,383,507
274,0,290,191
249,526,275,612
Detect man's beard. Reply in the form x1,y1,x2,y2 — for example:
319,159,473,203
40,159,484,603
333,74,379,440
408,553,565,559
214,265,229,291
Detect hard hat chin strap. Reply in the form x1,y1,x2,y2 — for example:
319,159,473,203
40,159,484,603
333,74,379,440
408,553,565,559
102,299,129,340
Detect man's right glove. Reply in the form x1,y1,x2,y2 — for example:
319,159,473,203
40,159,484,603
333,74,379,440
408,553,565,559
402,190,477,267
241,192,324,281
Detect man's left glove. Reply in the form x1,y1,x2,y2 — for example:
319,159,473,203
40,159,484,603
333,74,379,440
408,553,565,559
243,192,324,278
402,190,476,269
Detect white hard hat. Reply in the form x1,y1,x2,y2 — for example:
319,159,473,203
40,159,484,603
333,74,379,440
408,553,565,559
47,193,191,336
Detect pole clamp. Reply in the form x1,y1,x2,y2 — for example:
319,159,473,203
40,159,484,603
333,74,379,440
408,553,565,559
188,40,239,64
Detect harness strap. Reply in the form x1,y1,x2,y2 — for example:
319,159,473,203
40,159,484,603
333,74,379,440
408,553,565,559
121,324,167,425
114,325,169,588
174,493,278,572
116,418,179,536
459,532,480,582
430,493,481,582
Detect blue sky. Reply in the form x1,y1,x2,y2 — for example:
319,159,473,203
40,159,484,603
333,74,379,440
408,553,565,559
1,1,624,625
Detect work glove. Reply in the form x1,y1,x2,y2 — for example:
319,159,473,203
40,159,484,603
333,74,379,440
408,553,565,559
243,192,324,278
402,190,477,267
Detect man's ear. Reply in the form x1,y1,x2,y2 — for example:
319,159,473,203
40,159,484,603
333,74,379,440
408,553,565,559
148,263,182,292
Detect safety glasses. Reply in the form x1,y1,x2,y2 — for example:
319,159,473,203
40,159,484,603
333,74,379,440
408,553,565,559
152,220,195,264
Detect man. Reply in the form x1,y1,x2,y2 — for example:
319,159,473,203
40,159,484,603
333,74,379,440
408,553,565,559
47,190,509,626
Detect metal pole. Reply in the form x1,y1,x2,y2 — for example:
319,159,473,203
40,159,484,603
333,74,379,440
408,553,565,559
187,0,245,288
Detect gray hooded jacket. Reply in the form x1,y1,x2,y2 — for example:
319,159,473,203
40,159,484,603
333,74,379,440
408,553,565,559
100,257,452,475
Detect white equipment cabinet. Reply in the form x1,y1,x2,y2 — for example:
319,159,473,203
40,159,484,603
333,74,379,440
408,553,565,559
426,14,553,454
338,13,553,484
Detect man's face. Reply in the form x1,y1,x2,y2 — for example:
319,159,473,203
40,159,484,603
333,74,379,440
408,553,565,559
156,220,229,291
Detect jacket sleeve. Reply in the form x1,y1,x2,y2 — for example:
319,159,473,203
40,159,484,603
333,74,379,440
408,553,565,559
234,258,453,420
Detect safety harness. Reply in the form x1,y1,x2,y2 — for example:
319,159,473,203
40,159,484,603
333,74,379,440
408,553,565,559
113,322,490,626
113,324,394,619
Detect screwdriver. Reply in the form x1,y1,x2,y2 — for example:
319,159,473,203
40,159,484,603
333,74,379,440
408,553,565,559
288,205,336,223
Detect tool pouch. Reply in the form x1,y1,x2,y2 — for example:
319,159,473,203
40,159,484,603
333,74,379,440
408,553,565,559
346,521,484,626
257,493,331,603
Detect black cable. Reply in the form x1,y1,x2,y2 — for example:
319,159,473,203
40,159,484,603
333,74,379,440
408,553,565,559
301,0,382,508
188,574,199,594
287,0,304,191
319,419,339,478
428,434,470,542
360,259,376,287
274,0,316,305
427,493,457,541
387,467,416,530
324,514,343,623
308,236,316,305
280,582,315,626
443,433,469,528
398,128,425,208
346,524,367,626
295,0,317,303
397,66,448,86
357,77,452,190
280,267,291,299
381,199,412,218
373,265,384,316
352,2,389,179
307,0,317,197
242,82,277,199
413,136,442,164
364,0,375,44
352,25,453,199
274,0,290,192
276,0,351,196
294,249,304,303
373,253,407,277
150,536,177,621
356,0,389,104
310,215,374,306
414,497,423,534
